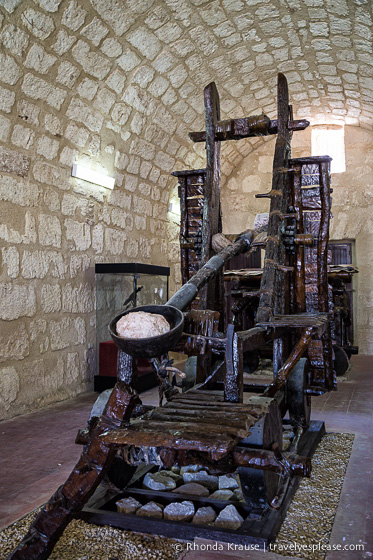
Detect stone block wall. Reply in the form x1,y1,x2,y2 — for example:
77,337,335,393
0,1,207,420
221,125,373,355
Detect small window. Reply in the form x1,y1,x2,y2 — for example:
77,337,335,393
311,125,346,174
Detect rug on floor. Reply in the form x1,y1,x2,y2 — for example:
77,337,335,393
0,432,354,560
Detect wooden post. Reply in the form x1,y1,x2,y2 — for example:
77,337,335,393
256,73,292,374
201,82,223,322
224,323,243,403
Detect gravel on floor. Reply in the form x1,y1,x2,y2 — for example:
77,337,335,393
0,433,354,560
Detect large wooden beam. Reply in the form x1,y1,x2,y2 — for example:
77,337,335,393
189,117,309,143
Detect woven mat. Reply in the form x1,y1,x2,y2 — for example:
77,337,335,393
0,433,354,560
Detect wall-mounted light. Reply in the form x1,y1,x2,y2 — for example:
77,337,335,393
72,164,115,189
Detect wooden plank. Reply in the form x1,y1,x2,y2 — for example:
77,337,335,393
100,428,237,460
189,117,309,143
149,410,254,429
132,419,250,439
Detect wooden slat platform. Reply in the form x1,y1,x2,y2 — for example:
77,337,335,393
100,390,268,461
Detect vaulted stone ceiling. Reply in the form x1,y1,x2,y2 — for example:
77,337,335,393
1,0,372,183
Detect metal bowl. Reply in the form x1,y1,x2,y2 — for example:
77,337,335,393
109,305,184,358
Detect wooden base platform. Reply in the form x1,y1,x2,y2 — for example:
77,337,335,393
77,420,325,547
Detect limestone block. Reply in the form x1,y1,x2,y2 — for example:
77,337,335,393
0,283,36,320
0,85,16,113
154,151,175,172
0,0,22,13
104,228,126,254
92,224,104,253
65,123,89,148
219,474,240,490
34,0,63,11
43,190,60,213
111,208,130,229
0,322,29,363
38,214,62,248
139,161,152,179
22,73,67,110
72,40,111,80
133,196,152,217
133,66,155,88
90,0,135,36
52,30,77,55
81,17,108,46
37,136,59,161
33,162,70,191
0,147,30,178
106,69,126,94
0,24,29,56
116,497,141,514
0,115,11,142
130,138,156,161
87,135,101,157
70,254,91,278
136,502,164,519
17,100,40,126
174,483,210,497
25,44,56,74
164,501,195,522
127,27,162,60
43,114,62,137
140,236,152,259
21,9,55,39
124,175,138,192
61,1,87,31
209,489,237,501
66,98,104,132
50,317,86,350
77,78,99,101
117,49,141,72
143,472,176,491
192,506,217,525
62,283,94,313
101,38,122,58
22,250,65,279
126,238,139,258
182,471,219,491
0,52,21,85
122,85,152,114
56,61,81,88
59,146,79,167
24,211,39,243
1,247,19,278
93,88,116,113
0,366,19,417
41,284,61,313
11,125,34,150
214,505,244,529
65,352,81,384
65,219,91,251
148,76,169,97
61,193,88,216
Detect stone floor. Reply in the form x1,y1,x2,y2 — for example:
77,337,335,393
0,356,372,559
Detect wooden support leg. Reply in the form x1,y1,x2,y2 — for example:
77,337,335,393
264,327,314,397
7,382,136,560
224,324,243,403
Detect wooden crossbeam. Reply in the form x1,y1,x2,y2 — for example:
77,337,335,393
189,116,309,143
